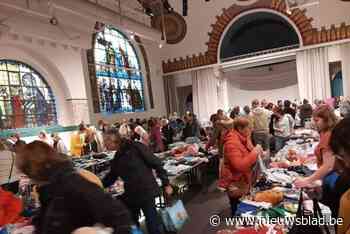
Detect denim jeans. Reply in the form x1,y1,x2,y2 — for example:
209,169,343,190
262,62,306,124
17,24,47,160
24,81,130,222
127,198,162,234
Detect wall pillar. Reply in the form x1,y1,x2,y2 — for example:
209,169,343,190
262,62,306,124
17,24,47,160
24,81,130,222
66,99,90,125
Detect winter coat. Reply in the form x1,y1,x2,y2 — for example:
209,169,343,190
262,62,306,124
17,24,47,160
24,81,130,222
33,162,132,234
103,141,169,205
219,130,258,189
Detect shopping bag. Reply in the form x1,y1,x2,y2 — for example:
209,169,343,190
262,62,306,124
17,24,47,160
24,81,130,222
160,208,174,232
161,200,189,232
289,189,330,234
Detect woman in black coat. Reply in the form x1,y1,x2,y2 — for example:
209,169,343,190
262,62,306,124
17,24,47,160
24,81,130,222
102,128,173,234
15,141,132,234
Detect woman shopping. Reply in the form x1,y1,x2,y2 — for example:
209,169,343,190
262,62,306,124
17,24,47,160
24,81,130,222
294,105,340,215
219,117,263,216
273,107,293,151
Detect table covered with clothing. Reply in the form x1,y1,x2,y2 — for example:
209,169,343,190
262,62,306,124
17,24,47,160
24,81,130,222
216,130,343,234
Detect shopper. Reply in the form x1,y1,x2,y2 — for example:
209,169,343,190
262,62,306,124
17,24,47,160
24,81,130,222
339,97,350,118
283,100,296,119
261,99,268,109
148,118,164,153
161,118,174,146
84,127,103,154
242,105,254,130
70,124,86,157
330,118,350,234
7,133,26,149
230,106,241,119
132,124,150,146
273,108,292,151
251,99,270,151
98,119,109,133
277,100,283,109
38,131,53,146
51,133,68,155
219,117,263,216
15,141,132,234
299,99,313,127
295,105,339,213
182,112,201,140
102,128,173,234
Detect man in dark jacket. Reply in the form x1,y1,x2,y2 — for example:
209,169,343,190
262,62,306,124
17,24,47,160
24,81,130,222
161,119,174,147
283,100,296,119
299,99,313,127
103,128,173,234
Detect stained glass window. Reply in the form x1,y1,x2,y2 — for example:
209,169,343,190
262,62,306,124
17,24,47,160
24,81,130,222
94,26,145,113
0,60,57,130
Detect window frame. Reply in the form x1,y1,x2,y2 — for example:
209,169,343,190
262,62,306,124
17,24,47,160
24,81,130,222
0,59,58,129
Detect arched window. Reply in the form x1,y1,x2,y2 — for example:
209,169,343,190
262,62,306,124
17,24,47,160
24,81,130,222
220,12,300,61
0,60,57,129
94,26,145,113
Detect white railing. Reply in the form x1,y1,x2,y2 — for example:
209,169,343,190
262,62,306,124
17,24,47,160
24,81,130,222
221,44,300,63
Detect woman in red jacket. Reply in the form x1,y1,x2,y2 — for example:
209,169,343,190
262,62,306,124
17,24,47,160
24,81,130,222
219,117,263,216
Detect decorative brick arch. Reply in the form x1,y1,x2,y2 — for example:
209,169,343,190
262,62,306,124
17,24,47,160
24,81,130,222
206,0,314,63
162,0,350,73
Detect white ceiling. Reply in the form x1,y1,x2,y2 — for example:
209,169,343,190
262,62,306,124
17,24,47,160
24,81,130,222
87,0,150,26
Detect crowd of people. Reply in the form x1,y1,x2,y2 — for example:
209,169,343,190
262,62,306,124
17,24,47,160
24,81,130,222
210,97,350,234
1,96,350,234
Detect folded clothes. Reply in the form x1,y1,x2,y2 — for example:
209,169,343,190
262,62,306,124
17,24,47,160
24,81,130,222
236,202,259,216
240,200,272,210
163,164,191,176
287,165,314,177
255,177,273,191
265,169,299,184
257,207,287,219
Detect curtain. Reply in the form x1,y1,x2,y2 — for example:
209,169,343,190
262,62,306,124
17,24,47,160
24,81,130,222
331,72,344,97
163,75,178,116
192,67,218,122
216,67,229,111
296,47,331,101
340,42,350,97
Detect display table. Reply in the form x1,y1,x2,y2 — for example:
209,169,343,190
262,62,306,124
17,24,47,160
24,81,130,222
216,131,333,234
3,141,220,233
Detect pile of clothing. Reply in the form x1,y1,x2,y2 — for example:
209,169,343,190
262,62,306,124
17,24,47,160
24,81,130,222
0,188,23,226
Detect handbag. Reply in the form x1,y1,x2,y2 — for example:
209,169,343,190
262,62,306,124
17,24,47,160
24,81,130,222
289,189,330,234
227,177,250,199
160,200,189,232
